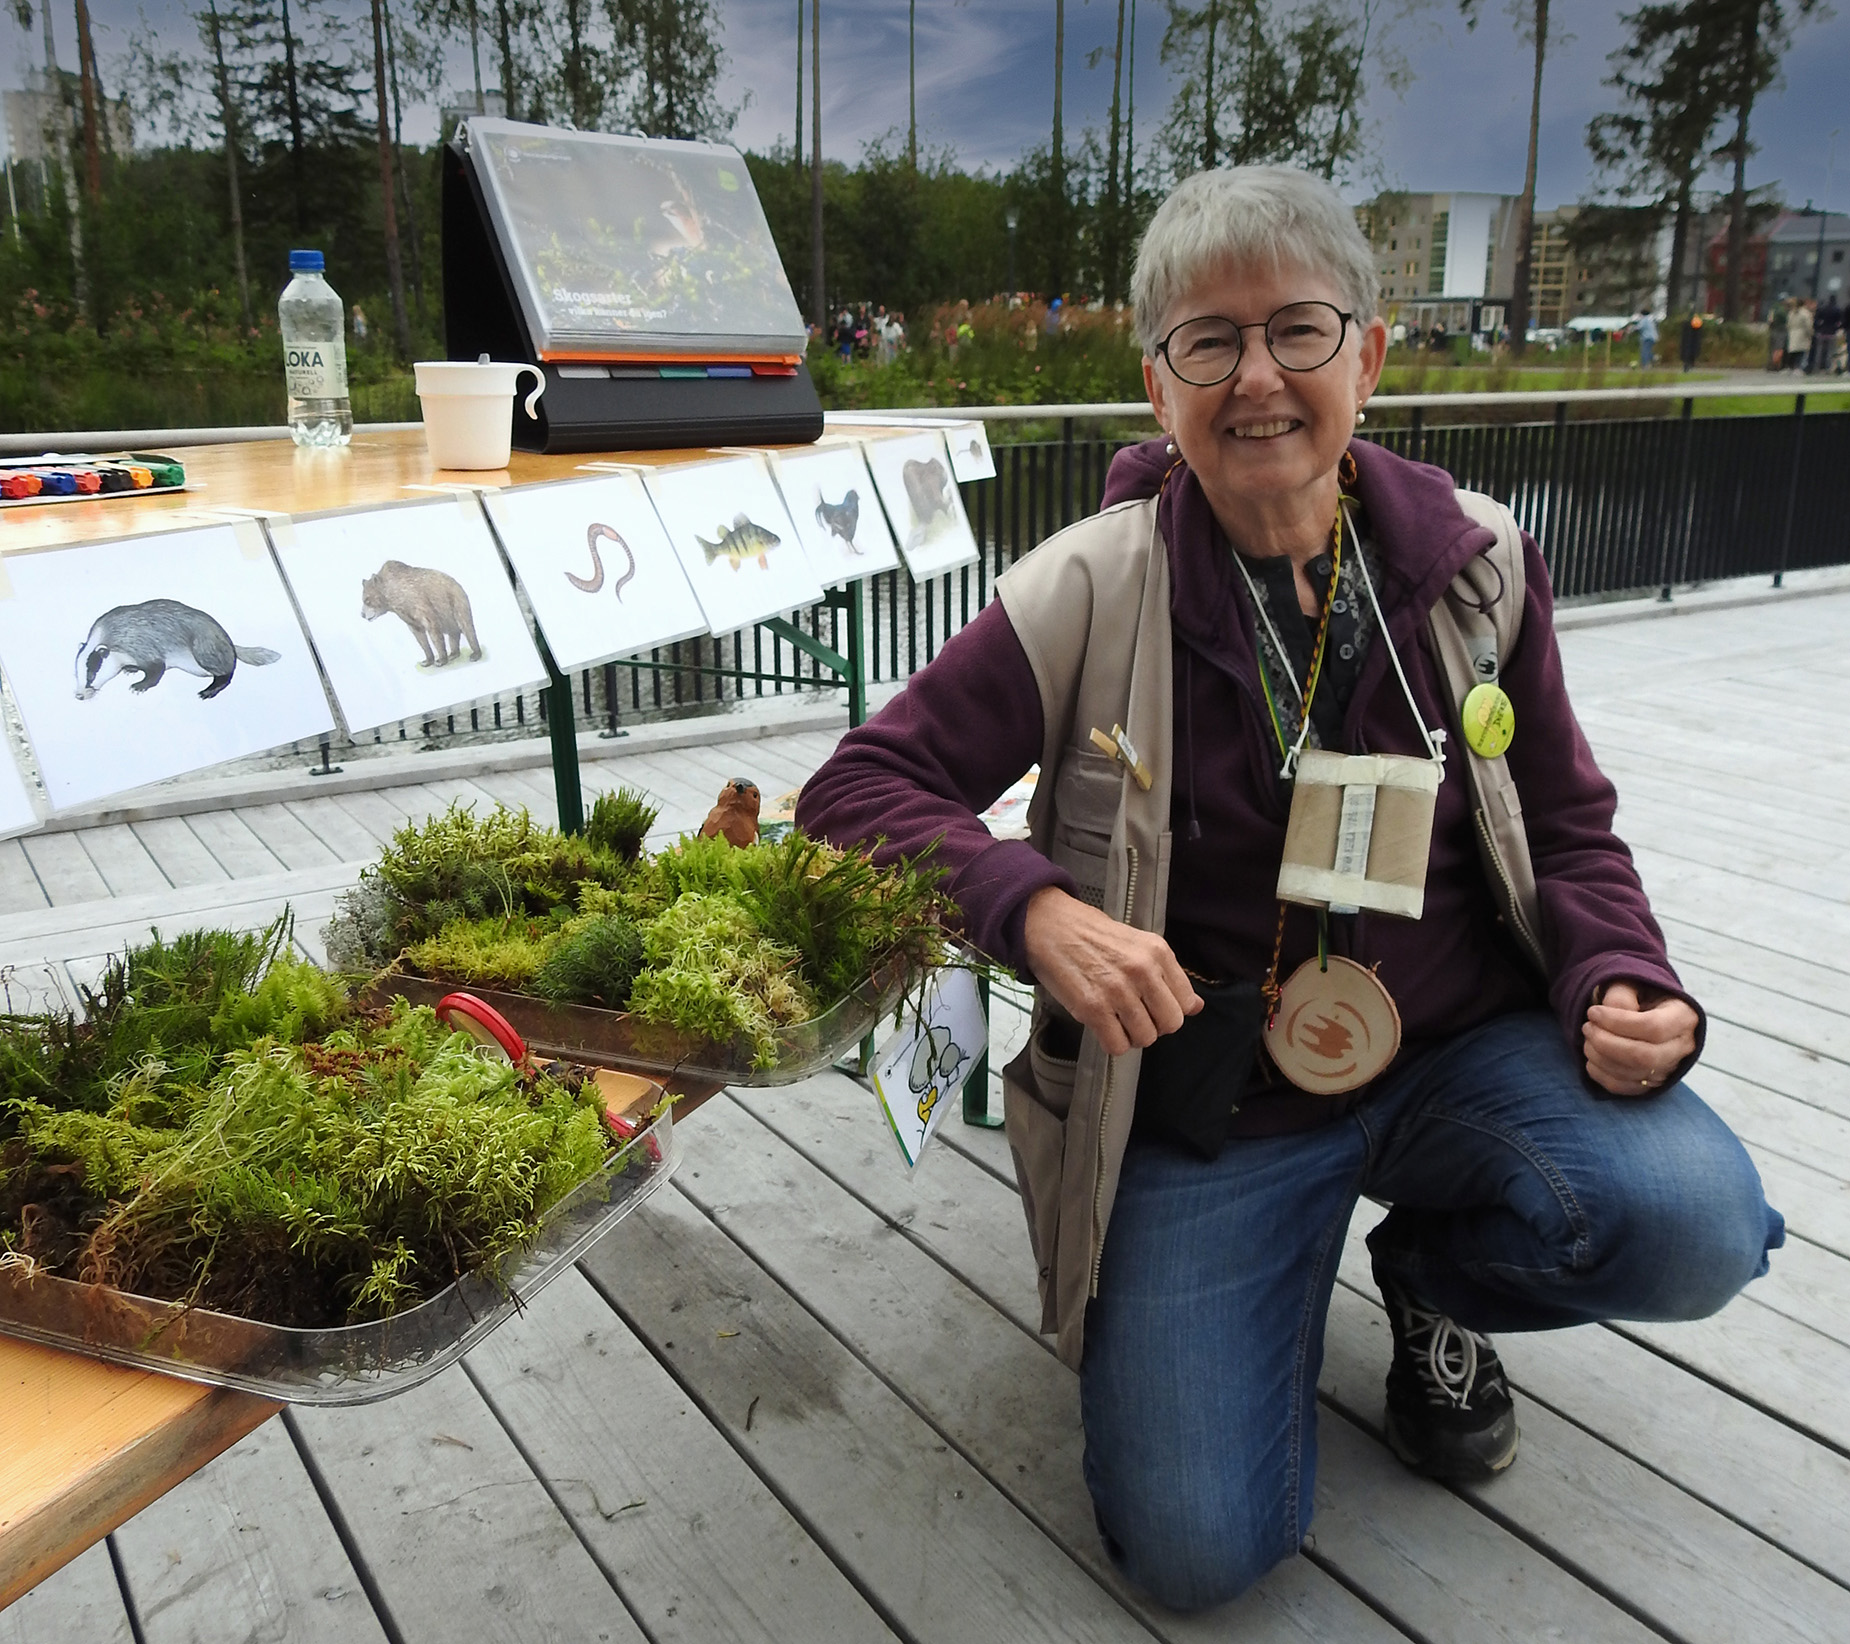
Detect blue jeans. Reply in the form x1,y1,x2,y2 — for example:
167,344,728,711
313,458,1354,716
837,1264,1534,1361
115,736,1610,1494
1078,1012,1782,1613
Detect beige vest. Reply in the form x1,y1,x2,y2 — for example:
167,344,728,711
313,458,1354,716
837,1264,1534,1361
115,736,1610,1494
995,490,1536,1369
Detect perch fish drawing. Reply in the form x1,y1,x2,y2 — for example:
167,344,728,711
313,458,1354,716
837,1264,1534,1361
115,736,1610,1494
814,489,862,554
74,600,280,701
697,514,781,572
902,457,954,538
566,522,637,599
361,561,483,668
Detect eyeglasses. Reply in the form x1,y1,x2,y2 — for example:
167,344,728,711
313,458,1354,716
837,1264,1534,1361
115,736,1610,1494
1157,302,1355,385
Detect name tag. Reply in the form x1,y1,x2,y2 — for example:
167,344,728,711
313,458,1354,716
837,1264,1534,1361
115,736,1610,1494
1275,750,1440,921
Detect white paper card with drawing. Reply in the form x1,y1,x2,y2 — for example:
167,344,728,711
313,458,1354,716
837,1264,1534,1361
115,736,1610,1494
0,522,332,811
483,471,709,671
645,456,824,632
272,494,545,736
770,443,902,582
870,967,989,1170
860,430,981,580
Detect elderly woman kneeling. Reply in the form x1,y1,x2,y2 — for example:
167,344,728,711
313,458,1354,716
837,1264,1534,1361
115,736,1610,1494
796,166,1781,1612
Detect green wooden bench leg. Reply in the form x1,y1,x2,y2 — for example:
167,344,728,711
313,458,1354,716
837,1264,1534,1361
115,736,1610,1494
963,973,1002,1127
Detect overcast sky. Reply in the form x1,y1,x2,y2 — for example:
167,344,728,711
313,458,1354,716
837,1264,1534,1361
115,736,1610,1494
5,0,1850,212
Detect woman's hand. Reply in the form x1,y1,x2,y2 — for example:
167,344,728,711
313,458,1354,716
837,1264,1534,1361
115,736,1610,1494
1583,980,1700,1096
1022,885,1203,1057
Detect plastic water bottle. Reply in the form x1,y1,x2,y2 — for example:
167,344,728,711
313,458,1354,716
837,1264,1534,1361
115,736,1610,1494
279,249,353,447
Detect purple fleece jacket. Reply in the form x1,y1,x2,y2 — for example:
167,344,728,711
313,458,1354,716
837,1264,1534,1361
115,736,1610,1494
796,437,1697,1067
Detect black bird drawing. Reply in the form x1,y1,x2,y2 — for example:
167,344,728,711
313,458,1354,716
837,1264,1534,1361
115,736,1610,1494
814,489,862,553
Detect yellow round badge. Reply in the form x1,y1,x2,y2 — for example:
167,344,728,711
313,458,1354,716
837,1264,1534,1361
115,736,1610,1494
1461,682,1516,758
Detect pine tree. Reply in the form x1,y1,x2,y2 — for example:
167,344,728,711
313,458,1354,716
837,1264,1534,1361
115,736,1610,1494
1587,1,1731,318
607,0,730,139
1708,0,1819,320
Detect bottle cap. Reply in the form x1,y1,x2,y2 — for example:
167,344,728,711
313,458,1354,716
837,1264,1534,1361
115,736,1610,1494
288,249,326,272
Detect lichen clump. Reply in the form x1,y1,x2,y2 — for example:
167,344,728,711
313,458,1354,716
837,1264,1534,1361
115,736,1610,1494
324,801,947,1069
0,920,620,1326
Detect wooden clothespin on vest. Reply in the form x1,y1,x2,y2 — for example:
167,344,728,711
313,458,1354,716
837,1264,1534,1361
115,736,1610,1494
1089,724,1153,791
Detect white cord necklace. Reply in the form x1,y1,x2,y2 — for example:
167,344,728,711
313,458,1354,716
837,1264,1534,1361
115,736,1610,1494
1231,501,1447,775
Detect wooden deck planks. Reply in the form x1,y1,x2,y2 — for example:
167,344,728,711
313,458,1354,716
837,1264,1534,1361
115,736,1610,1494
109,1416,388,1644
672,1092,1408,1644
0,1541,131,1644
128,816,233,890
72,824,169,899
582,1191,1172,1644
464,1268,902,1644
285,1368,651,1644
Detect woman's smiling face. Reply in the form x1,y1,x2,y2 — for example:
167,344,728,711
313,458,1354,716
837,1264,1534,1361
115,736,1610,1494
1143,258,1387,543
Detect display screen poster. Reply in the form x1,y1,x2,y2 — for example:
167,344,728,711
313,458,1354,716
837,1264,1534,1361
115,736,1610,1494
466,118,807,359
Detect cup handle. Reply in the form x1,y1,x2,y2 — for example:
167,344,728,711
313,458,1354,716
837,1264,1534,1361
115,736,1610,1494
515,364,545,419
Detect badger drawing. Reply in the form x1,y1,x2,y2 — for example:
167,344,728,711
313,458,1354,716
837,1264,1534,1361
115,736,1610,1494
74,600,281,701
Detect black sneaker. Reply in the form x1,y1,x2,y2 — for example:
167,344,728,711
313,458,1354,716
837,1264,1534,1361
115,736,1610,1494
1375,1269,1520,1480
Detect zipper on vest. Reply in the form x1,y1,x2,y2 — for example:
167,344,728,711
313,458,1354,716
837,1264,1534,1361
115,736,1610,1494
1090,844,1141,1297
1475,806,1544,968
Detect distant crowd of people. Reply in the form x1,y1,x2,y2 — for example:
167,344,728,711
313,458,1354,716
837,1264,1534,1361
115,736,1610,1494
1767,294,1849,374
821,304,909,363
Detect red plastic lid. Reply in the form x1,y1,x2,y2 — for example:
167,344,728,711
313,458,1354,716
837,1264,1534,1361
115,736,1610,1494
434,992,528,1063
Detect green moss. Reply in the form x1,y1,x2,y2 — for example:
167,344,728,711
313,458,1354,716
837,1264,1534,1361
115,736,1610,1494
625,893,815,1069
2,990,616,1327
532,915,646,1010
401,916,559,991
586,786,660,863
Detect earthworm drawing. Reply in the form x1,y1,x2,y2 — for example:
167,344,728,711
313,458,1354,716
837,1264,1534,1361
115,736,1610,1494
567,522,637,599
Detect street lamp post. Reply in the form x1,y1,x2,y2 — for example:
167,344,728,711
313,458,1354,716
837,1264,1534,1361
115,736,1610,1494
1006,207,1019,302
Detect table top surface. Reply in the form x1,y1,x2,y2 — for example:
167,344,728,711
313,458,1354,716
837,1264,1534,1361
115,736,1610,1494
0,429,837,555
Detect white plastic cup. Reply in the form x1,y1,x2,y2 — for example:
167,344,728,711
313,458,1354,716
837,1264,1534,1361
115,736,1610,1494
414,358,545,469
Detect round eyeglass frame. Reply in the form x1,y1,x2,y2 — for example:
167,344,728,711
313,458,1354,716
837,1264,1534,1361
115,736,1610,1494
1156,302,1356,385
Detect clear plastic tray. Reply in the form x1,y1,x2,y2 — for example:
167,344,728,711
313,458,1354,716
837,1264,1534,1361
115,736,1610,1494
371,961,911,1087
0,1104,676,1406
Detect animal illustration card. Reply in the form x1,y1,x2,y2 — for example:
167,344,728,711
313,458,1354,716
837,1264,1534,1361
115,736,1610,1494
869,967,988,1169
482,471,709,672
271,495,545,736
860,431,982,581
644,457,825,633
769,444,901,583
941,419,998,483
0,521,331,811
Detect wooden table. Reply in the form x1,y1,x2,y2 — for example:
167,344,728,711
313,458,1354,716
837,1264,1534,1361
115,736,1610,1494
0,429,758,1611
0,427,724,555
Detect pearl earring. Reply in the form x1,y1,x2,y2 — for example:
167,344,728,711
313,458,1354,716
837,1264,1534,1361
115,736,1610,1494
1354,409,1367,427
1165,436,1177,454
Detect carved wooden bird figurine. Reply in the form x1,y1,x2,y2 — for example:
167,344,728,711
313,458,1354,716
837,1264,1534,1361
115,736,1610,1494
699,778,761,847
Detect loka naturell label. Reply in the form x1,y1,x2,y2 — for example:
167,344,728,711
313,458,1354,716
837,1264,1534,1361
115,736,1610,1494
285,338,348,400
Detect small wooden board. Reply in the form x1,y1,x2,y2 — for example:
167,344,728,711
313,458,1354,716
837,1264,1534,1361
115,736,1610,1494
0,1335,275,1609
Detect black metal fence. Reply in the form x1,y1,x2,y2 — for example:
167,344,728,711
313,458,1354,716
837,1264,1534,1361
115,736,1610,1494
329,402,1850,755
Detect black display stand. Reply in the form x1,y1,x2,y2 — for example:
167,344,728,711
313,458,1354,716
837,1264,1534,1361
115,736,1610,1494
441,141,824,454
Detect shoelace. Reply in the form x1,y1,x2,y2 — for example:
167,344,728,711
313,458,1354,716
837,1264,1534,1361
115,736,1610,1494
1402,1301,1496,1409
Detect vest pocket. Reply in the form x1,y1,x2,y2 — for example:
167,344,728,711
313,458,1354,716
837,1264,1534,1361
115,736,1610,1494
1048,749,1122,910
1003,1017,1080,1334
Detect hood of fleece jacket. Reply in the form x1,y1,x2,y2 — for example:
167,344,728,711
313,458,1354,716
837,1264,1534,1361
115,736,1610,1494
1100,436,1501,675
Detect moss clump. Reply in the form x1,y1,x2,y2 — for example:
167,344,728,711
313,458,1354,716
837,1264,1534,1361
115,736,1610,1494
625,894,816,1069
401,916,559,992
532,915,646,1010
586,786,659,863
0,916,344,1135
0,931,626,1327
320,801,954,1066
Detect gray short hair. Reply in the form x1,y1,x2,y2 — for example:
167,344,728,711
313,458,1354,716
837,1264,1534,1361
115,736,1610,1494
1131,166,1379,355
